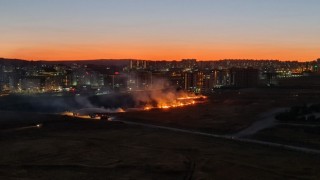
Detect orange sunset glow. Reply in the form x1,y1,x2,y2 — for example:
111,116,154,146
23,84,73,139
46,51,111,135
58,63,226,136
2,43,319,61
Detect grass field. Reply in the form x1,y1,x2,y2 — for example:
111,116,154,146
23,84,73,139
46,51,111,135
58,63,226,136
1,117,320,180
2,88,320,179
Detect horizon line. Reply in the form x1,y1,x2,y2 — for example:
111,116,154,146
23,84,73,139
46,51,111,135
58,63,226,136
1,57,319,63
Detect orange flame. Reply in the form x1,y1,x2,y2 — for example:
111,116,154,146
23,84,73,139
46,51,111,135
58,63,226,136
143,95,207,110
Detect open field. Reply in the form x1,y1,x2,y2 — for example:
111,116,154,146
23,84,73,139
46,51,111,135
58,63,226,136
118,88,320,134
2,88,320,179
251,124,320,149
1,115,320,180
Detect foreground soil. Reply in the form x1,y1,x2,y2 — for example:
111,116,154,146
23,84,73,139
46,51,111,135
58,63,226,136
1,117,320,180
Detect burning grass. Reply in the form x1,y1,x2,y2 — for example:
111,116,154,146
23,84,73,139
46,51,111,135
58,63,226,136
62,92,207,120
142,94,207,110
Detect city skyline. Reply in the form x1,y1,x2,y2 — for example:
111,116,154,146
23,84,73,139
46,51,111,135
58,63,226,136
1,0,319,61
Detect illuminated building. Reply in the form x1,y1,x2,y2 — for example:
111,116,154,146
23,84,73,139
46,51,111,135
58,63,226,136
21,77,42,92
183,72,197,92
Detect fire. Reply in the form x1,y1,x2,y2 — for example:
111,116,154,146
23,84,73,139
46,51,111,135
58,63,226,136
144,106,152,110
60,90,207,117
143,95,207,110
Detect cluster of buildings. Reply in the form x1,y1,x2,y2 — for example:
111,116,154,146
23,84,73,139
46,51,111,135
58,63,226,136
0,58,319,95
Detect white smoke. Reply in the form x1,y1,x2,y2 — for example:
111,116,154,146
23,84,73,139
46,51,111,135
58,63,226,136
131,78,196,108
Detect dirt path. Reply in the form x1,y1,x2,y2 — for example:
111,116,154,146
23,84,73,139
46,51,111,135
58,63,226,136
233,108,286,138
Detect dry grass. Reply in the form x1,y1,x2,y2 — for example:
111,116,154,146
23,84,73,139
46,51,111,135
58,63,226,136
0,118,320,179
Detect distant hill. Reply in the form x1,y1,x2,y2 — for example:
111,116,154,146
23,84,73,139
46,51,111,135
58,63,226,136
0,58,132,67
0,58,29,66
45,59,131,66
